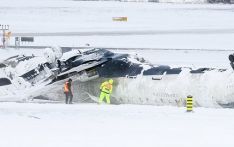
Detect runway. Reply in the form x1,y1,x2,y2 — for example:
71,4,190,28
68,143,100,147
9,28,234,37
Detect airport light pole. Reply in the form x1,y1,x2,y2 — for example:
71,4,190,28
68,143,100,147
0,24,9,48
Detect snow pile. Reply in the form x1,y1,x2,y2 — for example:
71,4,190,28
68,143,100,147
0,103,234,147
44,46,63,63
114,68,234,107
23,52,234,108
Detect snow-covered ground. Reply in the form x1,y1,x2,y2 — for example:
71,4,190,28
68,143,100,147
2,0,234,33
0,102,234,147
1,1,234,103
1,0,234,49
1,1,234,146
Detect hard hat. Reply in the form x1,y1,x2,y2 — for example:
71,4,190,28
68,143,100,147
109,79,113,84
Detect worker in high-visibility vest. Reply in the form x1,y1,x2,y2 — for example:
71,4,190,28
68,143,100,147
64,78,73,104
99,79,113,104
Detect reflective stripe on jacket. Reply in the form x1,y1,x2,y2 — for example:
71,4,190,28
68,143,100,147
100,81,112,94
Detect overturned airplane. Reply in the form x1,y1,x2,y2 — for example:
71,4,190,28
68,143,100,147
1,48,234,108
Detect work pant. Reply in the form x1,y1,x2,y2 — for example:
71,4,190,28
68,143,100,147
65,92,73,104
99,91,110,104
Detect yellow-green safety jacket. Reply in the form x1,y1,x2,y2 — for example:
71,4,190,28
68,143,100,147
100,81,113,94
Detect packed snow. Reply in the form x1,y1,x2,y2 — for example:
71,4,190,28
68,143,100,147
2,0,234,33
0,0,234,49
1,0,234,147
0,103,234,147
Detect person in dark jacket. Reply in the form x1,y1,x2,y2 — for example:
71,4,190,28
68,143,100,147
57,59,62,73
63,78,73,104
